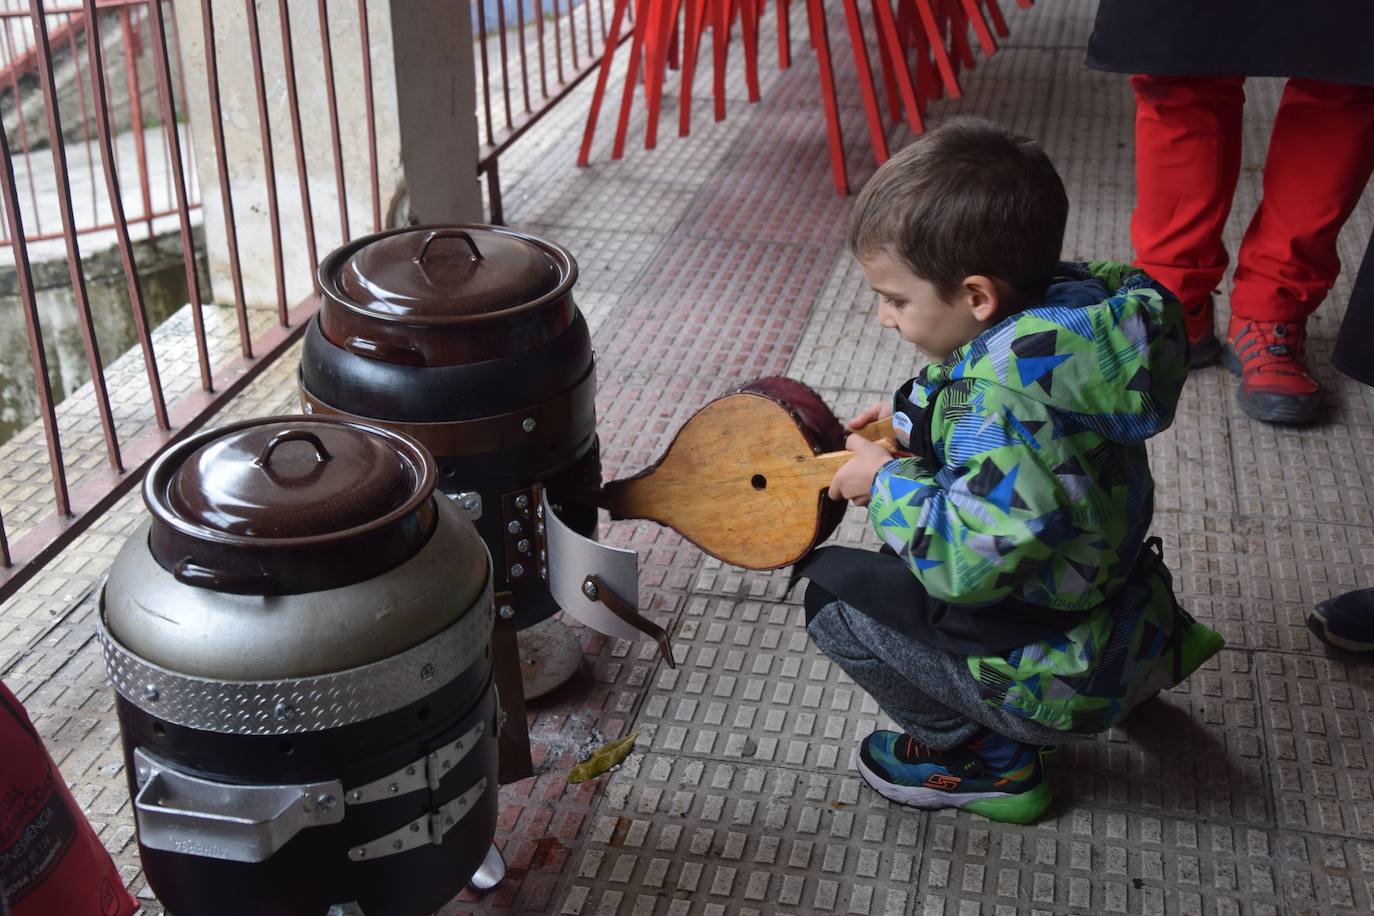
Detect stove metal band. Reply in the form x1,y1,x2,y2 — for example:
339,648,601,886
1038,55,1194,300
346,719,486,805
348,778,489,862
99,589,493,736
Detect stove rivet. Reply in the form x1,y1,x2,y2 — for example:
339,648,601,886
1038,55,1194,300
316,794,336,810
446,816,454,825
420,663,435,681
499,605,515,620
357,849,367,858
506,520,523,535
273,702,294,721
515,495,529,509
461,495,481,516
143,684,159,702
516,539,531,554
410,823,420,832
393,840,403,850
350,791,362,802
388,783,398,794
510,563,525,578
582,580,599,600
406,766,416,776
521,418,536,433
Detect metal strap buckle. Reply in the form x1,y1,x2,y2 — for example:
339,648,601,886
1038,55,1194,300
346,778,488,862
345,719,485,806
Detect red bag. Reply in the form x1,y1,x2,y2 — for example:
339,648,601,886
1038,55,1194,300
0,682,138,916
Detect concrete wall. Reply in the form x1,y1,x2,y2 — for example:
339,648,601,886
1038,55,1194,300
171,0,482,310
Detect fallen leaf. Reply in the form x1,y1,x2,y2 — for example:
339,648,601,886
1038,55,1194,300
568,730,641,783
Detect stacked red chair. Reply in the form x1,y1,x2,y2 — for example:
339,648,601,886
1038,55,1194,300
579,0,1033,192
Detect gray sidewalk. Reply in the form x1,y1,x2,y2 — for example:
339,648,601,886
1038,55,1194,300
3,0,1374,913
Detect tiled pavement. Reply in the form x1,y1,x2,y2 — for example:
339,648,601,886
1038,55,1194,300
4,0,1374,913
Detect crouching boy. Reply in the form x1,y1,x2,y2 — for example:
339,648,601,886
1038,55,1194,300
802,118,1224,824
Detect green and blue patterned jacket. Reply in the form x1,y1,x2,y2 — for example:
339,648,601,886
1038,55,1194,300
868,261,1223,733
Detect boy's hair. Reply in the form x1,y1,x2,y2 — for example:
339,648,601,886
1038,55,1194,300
847,117,1068,303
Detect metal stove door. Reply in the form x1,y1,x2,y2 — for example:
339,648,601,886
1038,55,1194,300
540,489,675,667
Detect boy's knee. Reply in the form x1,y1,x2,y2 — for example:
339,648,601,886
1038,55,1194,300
803,581,838,628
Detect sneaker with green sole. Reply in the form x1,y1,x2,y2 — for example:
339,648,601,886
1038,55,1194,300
856,731,1054,824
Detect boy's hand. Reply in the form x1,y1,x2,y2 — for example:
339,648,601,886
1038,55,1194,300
827,434,896,507
847,399,893,432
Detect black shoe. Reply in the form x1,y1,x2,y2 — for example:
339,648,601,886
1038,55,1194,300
1309,588,1374,653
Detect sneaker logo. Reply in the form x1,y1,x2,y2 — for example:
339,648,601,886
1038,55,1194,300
923,773,962,791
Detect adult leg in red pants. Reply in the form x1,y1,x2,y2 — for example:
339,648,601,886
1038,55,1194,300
1130,74,1246,371
1226,78,1374,424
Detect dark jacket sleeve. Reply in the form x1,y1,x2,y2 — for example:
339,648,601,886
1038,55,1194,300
1334,229,1374,387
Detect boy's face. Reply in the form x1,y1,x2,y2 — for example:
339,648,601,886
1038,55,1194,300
859,250,995,362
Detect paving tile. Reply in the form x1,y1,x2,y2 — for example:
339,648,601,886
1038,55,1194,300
916,807,1286,916
1278,831,1374,915
1257,652,1374,841
1058,649,1272,827
562,751,926,916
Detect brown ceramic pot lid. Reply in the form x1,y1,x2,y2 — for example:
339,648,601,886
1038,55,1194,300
159,420,426,541
143,416,439,595
332,226,571,323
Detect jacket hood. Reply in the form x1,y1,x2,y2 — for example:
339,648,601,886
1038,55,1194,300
926,262,1188,444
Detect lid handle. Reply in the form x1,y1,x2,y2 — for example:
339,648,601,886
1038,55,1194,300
413,229,483,264
254,430,332,469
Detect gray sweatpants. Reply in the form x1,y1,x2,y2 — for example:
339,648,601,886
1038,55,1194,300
806,597,1065,750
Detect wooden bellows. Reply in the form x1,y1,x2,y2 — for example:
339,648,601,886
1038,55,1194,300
598,377,895,569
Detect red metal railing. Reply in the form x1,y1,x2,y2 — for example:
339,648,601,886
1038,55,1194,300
0,0,383,602
0,0,615,602
0,0,203,247
476,0,630,222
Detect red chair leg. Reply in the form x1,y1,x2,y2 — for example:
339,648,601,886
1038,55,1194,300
680,0,709,135
713,0,729,119
806,0,849,191
912,0,960,98
960,0,997,56
870,0,902,125
777,0,791,68
613,0,650,158
984,0,1010,36
944,0,977,71
645,0,681,148
739,0,762,101
841,0,890,163
872,0,924,134
578,0,635,165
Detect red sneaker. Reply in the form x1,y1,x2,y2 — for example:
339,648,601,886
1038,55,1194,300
1224,318,1323,425
1183,295,1223,369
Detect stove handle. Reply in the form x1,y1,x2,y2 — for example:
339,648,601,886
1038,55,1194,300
132,748,344,864
171,558,273,593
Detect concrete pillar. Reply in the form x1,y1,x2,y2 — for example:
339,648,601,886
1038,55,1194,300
172,0,482,310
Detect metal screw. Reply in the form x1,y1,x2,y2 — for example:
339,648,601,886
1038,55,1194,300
420,663,435,681
506,520,523,535
411,823,420,832
536,522,545,536
536,505,544,519
517,538,531,554
461,496,480,516
510,563,525,578
316,794,336,810
582,580,599,600
350,791,362,802
143,684,159,703
540,567,548,580
499,605,515,620
406,766,416,776
357,849,367,858
394,840,403,850
388,783,398,794
515,494,529,509
274,702,293,721
521,418,536,433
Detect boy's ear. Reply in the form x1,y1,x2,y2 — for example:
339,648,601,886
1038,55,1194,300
960,275,1002,322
